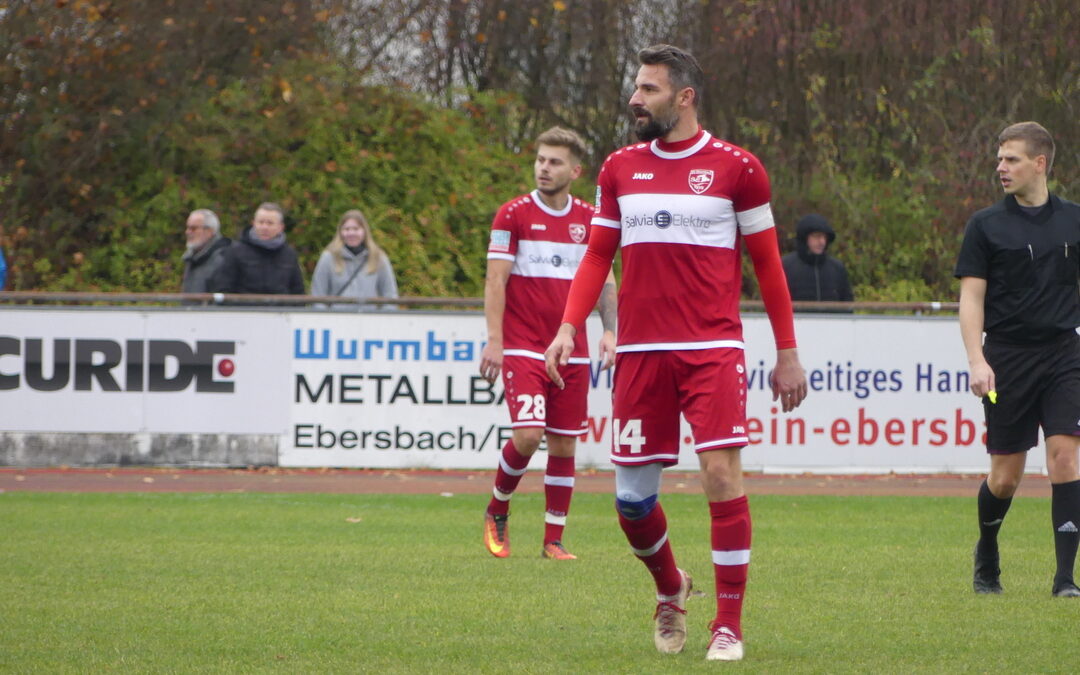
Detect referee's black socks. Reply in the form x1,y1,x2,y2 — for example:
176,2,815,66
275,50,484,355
977,479,1012,557
1051,479,1080,586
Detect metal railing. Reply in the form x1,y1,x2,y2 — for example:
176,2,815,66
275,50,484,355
0,291,958,314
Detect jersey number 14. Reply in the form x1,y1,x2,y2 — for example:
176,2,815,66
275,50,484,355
614,418,646,453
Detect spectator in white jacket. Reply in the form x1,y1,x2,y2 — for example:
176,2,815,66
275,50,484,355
310,209,398,310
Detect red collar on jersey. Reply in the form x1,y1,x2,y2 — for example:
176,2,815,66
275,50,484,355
655,126,705,153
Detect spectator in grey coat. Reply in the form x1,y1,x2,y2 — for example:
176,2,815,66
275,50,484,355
310,209,398,310
181,209,230,295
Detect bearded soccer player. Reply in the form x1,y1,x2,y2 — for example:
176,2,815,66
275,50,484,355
545,45,807,661
480,127,617,561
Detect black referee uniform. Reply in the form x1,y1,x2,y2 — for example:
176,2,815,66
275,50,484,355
956,191,1080,596
955,193,1080,451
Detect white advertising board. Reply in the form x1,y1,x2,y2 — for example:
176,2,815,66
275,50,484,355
0,309,290,435
0,307,1025,473
282,312,1009,474
284,313,515,468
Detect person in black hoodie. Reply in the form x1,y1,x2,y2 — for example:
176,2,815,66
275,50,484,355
781,213,854,306
213,202,305,296
181,209,231,294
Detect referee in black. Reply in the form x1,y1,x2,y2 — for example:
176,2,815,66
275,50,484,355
956,121,1080,597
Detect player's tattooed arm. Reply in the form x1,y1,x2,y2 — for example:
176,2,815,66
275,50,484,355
598,272,617,334
596,271,618,371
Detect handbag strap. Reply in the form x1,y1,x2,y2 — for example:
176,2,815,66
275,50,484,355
333,262,366,297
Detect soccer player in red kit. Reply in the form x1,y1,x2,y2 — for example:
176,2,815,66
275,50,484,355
480,127,617,561
546,45,807,661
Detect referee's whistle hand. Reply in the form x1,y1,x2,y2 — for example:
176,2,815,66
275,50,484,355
967,361,994,398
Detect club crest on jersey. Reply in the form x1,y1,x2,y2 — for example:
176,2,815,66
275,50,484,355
568,223,587,243
688,169,714,194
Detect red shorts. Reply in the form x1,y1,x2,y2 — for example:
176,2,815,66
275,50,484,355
611,348,748,465
501,355,589,437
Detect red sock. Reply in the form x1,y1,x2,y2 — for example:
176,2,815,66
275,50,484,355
487,440,530,516
618,503,682,596
543,454,575,544
709,496,751,639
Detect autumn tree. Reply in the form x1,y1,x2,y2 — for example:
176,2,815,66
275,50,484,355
0,0,332,288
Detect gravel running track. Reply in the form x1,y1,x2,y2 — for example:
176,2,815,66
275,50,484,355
0,466,1053,498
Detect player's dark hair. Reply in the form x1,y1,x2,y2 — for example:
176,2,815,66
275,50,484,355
536,126,587,162
999,121,1055,174
638,44,705,108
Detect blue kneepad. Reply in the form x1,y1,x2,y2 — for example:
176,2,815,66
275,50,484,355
615,494,657,520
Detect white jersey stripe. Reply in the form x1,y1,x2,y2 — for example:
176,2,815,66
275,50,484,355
616,339,745,353
696,437,750,451
736,203,776,235
510,239,587,280
592,216,621,229
510,421,546,429
712,549,751,566
503,348,589,365
631,531,668,557
614,452,680,465
487,252,516,262
546,425,588,437
617,193,738,249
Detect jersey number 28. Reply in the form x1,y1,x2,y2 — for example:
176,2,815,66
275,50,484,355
516,394,546,421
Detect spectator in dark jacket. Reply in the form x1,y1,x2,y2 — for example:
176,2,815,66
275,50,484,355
181,209,231,294
781,213,854,307
213,202,305,295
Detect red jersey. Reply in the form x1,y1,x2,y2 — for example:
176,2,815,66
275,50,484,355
487,190,594,362
593,130,776,352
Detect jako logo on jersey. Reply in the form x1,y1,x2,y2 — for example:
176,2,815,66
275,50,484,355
688,169,714,194
632,172,654,180
568,223,586,243
654,211,672,229
0,337,236,393
530,223,547,230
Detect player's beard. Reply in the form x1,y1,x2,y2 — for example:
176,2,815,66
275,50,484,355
632,96,679,142
536,176,571,196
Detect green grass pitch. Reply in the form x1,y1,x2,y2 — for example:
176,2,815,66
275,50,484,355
0,490,1075,673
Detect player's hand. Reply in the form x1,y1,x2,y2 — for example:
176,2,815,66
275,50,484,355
968,359,995,398
544,323,577,389
598,330,616,371
770,348,807,413
479,341,503,384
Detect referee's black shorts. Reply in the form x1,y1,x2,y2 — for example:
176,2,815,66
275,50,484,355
982,330,1080,453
